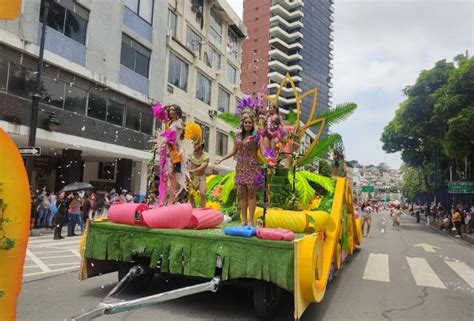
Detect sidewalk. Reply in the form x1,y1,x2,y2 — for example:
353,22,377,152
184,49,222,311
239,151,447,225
402,211,474,245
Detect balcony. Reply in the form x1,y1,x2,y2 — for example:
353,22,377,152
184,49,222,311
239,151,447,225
269,48,302,63
270,15,304,30
269,59,303,74
268,82,302,96
270,4,304,20
272,0,304,10
269,37,303,50
268,71,302,83
329,5,335,13
269,26,303,42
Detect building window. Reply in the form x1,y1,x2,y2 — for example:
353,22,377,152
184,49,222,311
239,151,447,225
206,46,221,69
168,52,188,91
107,100,125,126
218,87,230,113
141,112,153,135
186,26,202,55
7,63,35,99
167,9,177,38
64,85,87,115
126,107,141,131
196,72,211,105
125,107,153,134
216,131,228,156
209,9,222,43
226,63,237,84
41,76,65,109
87,92,107,120
39,0,89,45
235,98,241,113
121,34,151,78
195,121,210,153
227,28,239,59
0,58,7,92
124,0,154,24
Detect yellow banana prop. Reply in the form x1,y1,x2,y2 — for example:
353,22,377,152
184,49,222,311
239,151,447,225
0,128,31,320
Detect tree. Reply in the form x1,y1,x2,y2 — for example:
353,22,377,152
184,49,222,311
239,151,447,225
381,55,474,194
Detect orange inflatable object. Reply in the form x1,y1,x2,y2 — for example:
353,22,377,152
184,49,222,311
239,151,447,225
0,128,31,320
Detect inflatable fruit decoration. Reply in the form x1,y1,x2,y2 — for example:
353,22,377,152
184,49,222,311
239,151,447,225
0,128,31,320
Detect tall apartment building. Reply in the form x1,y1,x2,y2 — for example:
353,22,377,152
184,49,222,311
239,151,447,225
241,0,334,125
0,0,245,197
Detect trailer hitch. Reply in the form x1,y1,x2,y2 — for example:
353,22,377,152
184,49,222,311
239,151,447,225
70,265,220,320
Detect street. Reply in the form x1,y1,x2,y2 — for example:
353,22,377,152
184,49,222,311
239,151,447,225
18,211,473,321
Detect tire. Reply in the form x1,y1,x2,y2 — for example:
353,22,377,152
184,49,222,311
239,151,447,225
118,263,155,293
253,280,282,320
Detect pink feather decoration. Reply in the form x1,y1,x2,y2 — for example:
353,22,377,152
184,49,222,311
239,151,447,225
152,103,169,122
160,129,177,145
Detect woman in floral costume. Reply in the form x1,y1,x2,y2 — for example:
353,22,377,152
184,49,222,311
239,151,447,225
215,108,259,226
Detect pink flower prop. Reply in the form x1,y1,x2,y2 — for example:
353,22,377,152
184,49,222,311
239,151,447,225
152,103,169,122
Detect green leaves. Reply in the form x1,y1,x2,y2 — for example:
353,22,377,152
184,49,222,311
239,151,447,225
220,172,236,204
217,113,240,128
312,103,357,128
298,134,342,167
299,171,335,194
287,108,297,125
293,171,314,207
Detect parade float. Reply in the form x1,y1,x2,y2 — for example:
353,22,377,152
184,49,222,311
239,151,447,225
74,74,362,321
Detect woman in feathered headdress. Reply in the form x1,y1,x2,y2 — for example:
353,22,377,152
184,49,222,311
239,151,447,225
215,100,260,226
185,122,209,208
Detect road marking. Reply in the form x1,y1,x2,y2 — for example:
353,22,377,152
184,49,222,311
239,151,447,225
70,249,82,259
414,243,441,253
445,261,474,287
406,257,446,289
48,262,81,267
363,253,390,282
35,250,74,254
29,240,81,247
26,249,51,273
380,228,385,234
23,265,80,277
37,254,77,259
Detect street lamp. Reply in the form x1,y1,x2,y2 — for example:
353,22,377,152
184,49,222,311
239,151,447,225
26,0,50,183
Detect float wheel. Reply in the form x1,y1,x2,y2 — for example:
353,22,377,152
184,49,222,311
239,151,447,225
253,280,282,320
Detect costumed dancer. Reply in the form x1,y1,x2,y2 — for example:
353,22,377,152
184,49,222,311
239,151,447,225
215,104,260,226
151,103,186,206
262,104,285,166
185,122,209,208
167,104,186,204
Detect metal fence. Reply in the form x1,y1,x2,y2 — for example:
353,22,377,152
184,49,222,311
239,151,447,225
413,185,473,211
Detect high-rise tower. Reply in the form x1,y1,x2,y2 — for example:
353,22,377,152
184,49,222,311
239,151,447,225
241,0,334,123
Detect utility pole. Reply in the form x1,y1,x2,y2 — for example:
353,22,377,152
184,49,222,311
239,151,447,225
26,0,49,184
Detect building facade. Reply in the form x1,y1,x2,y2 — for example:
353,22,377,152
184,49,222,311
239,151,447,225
164,0,246,172
0,0,245,198
241,0,334,123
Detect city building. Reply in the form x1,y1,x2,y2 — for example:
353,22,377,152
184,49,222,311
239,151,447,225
164,0,246,172
241,0,334,123
0,0,245,198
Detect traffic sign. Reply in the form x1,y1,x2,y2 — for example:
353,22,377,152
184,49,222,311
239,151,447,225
361,185,374,193
19,146,41,157
448,181,474,194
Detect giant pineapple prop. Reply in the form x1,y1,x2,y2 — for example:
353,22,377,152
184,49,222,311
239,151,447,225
0,128,31,320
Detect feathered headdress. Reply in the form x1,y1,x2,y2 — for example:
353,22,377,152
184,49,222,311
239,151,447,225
237,96,258,121
185,122,203,148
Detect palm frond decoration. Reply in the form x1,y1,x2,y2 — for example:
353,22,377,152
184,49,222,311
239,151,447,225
311,103,357,128
299,171,334,194
217,113,240,128
220,172,236,204
290,171,315,207
206,175,224,197
298,133,342,167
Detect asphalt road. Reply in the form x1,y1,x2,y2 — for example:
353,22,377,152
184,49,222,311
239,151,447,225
18,211,473,321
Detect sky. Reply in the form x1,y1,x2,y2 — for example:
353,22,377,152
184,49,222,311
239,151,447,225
227,0,474,169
